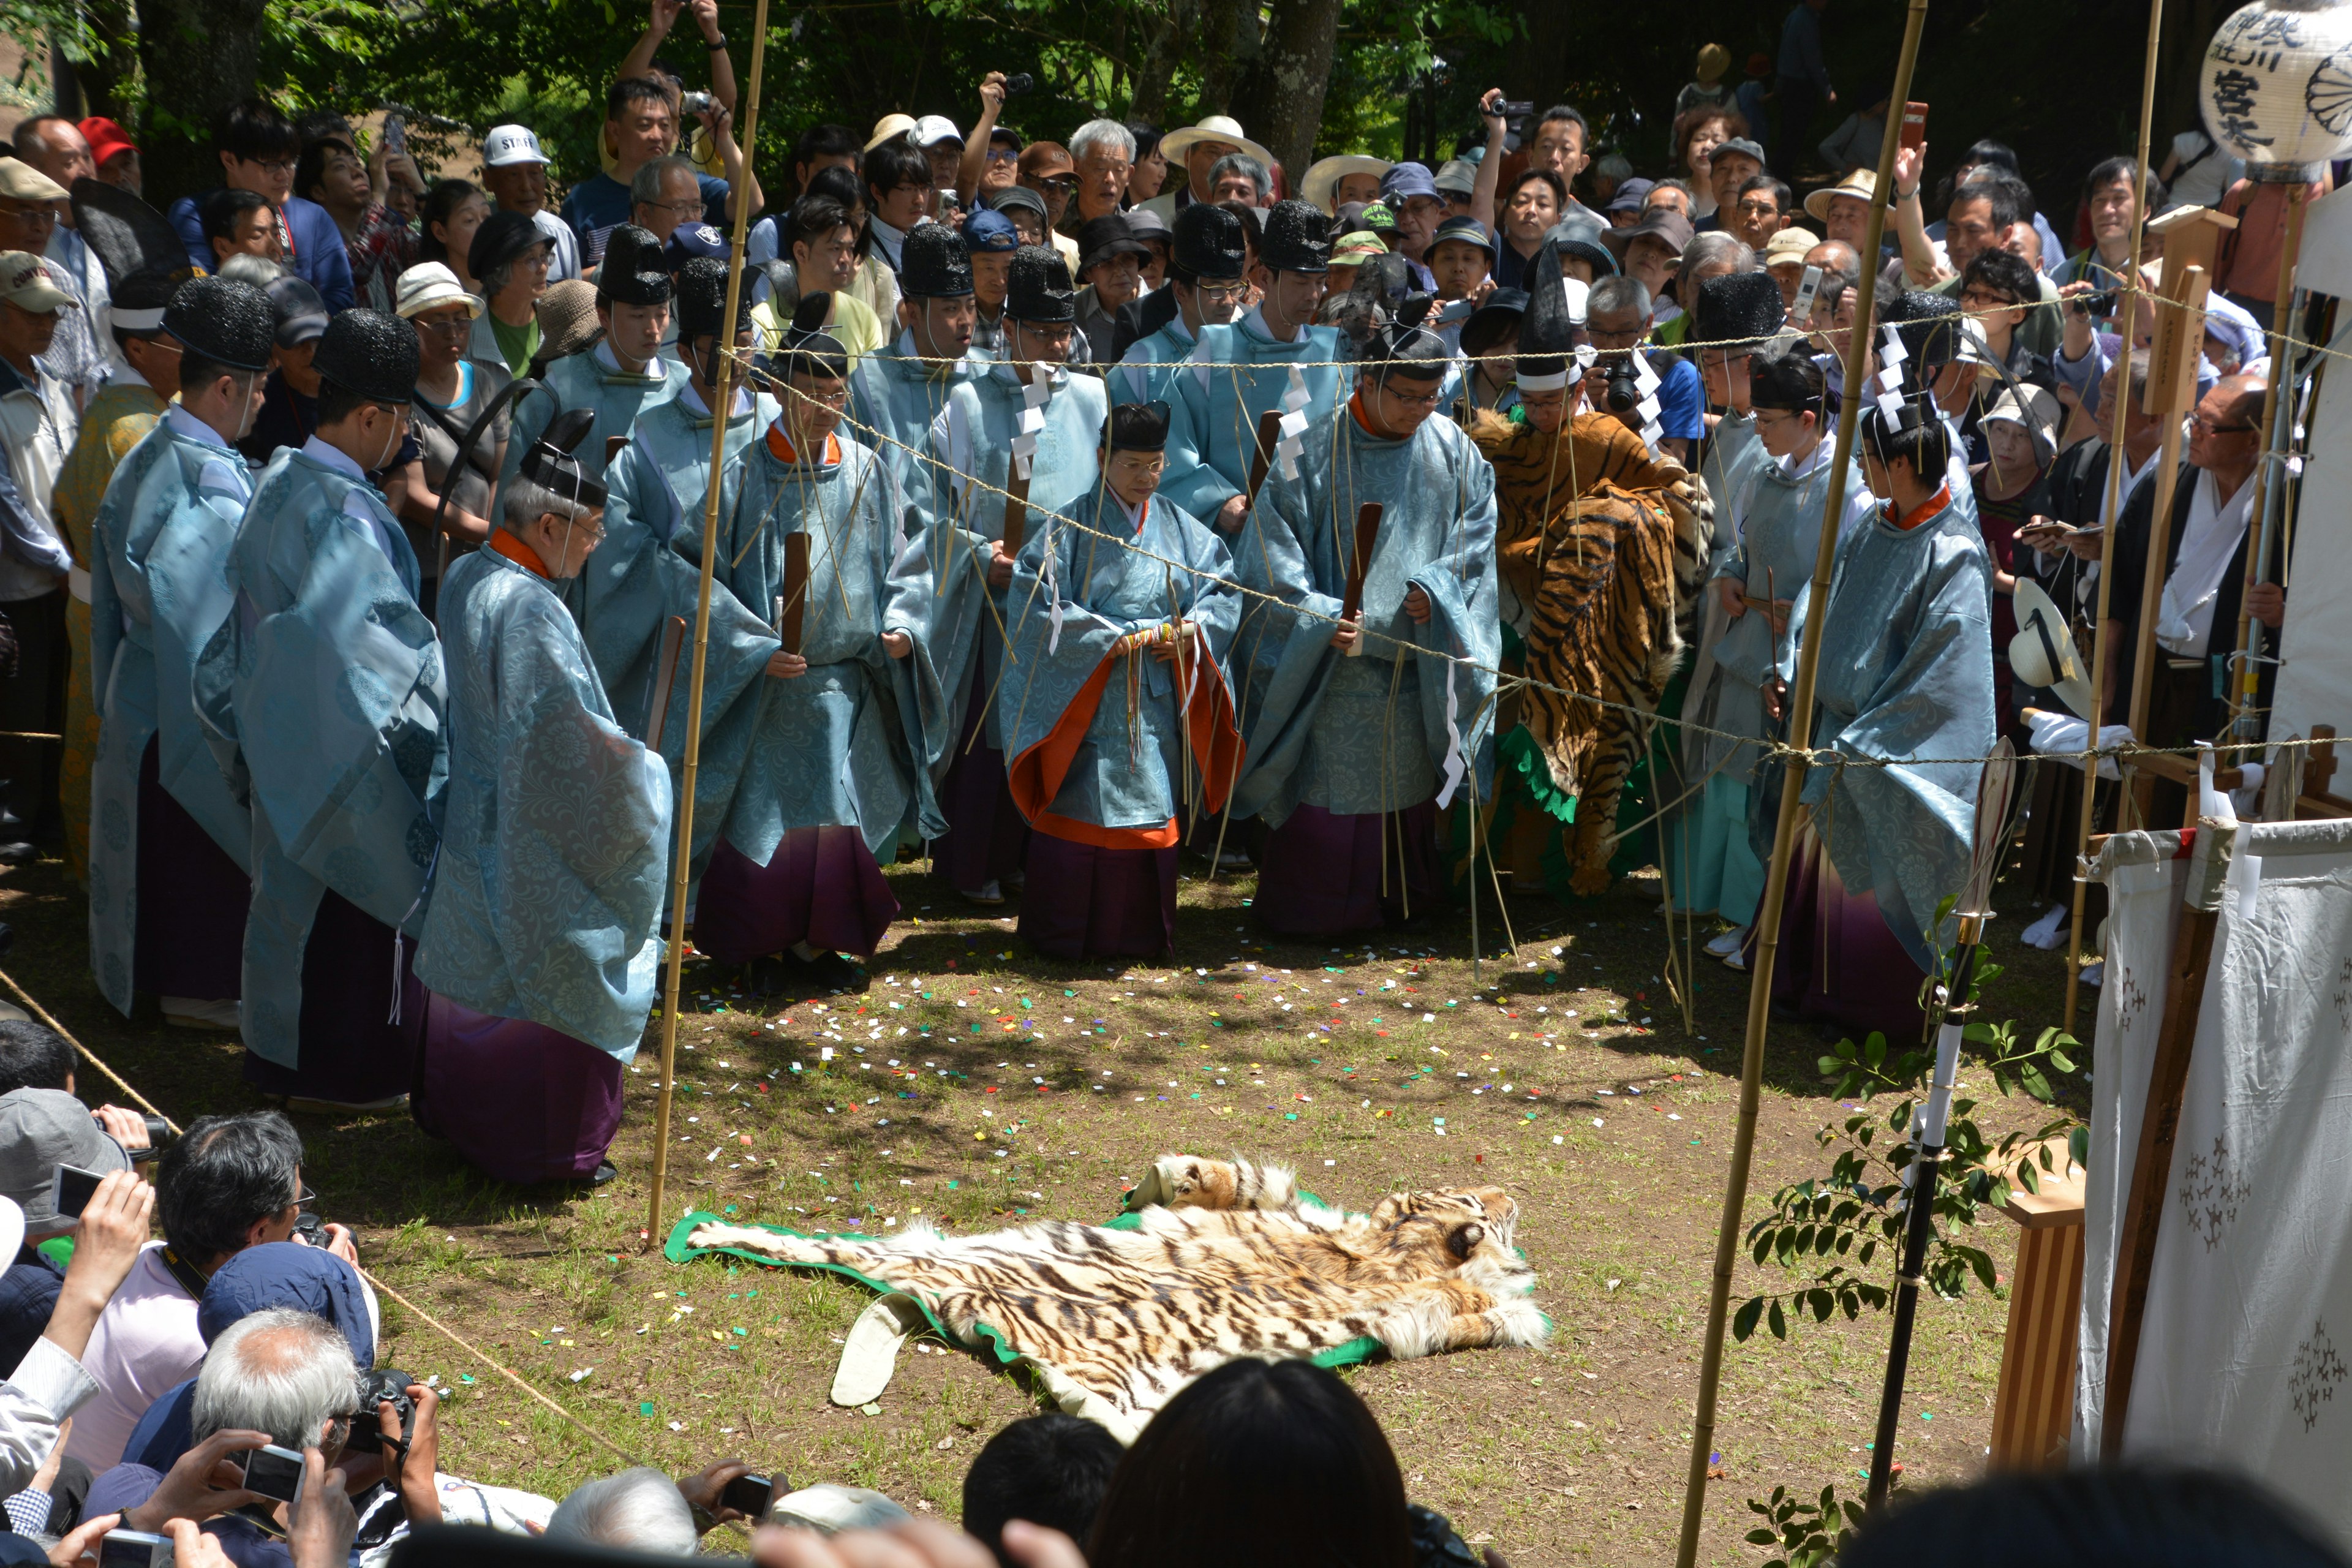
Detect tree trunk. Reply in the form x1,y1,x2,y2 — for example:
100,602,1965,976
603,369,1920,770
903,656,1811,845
134,0,270,206
1129,0,1190,126
1193,0,1259,121
69,0,142,124
1243,0,1345,181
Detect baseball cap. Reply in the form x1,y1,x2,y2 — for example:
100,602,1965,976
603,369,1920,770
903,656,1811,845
665,221,729,269
911,115,963,149
1332,232,1388,264
80,117,137,167
1606,177,1654,216
1762,227,1822,269
1714,137,1768,169
0,253,75,314
482,125,552,168
0,1088,132,1232
989,184,1047,219
1017,142,1076,182
265,274,330,348
962,208,1019,253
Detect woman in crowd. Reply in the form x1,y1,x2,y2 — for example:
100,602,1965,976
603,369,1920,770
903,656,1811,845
467,208,553,379
1123,122,1166,205
392,262,510,611
418,177,491,294
1672,105,1744,225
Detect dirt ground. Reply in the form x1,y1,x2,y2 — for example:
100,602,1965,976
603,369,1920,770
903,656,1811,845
1,840,2087,1565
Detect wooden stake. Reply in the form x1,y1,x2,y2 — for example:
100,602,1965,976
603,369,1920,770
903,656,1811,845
2227,184,2309,741
2062,0,2168,1039
646,0,771,1247
1245,407,1284,505
1673,5,1928,1560
778,532,810,655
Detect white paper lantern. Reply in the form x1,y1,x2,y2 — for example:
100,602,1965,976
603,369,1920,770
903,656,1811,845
2201,0,2352,168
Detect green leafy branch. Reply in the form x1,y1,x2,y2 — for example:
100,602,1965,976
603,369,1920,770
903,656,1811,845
1730,1019,2084,1343
1746,1483,1863,1568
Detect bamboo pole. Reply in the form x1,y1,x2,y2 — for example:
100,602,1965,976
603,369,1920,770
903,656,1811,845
2226,186,2309,744
646,0,772,1246
1671,4,1928,1559
2061,0,2167,1039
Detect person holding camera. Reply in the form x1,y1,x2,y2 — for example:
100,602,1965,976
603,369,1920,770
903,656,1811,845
1582,277,1705,466
62,1113,362,1475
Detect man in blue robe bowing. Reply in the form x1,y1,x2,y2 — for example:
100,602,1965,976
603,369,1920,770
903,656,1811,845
998,401,1245,959
899,246,1107,907
86,276,274,1030
847,223,979,499
1110,203,1250,410
1231,295,1499,935
1162,199,1352,535
193,308,445,1109
496,224,683,514
586,257,780,874
413,412,671,1185
680,295,924,987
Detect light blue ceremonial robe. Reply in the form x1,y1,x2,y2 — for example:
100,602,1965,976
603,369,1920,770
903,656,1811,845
1231,405,1499,826
580,387,780,874
192,441,447,1066
1781,491,1997,969
86,411,254,1015
414,546,671,1057
1109,316,1196,409
903,361,1109,761
679,426,927,864
998,488,1243,833
1163,308,1351,520
496,344,685,515
848,330,976,503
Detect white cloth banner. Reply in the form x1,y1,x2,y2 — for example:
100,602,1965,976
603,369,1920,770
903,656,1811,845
2078,818,2352,1552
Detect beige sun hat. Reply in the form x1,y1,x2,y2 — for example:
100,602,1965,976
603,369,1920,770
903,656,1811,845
1804,168,1881,225
864,113,918,152
2010,578,2096,720
1159,115,1275,173
1302,154,1395,215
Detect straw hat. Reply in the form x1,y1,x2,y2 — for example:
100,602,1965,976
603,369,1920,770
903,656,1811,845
1159,115,1274,172
2009,579,2096,720
1301,154,1393,215
1803,168,1881,225
865,113,918,152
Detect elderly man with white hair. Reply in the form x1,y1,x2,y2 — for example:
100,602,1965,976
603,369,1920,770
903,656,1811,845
549,1458,772,1551
1068,120,1134,227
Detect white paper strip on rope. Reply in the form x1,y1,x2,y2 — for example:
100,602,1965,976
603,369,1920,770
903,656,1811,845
1276,365,1312,480
1634,353,1663,451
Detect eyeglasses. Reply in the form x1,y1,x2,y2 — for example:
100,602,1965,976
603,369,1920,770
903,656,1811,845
1959,286,2020,309
292,1183,317,1210
642,197,704,219
1194,282,1248,305
790,383,850,407
986,147,1019,162
1378,384,1445,410
415,314,472,336
2187,410,2258,434
241,157,297,176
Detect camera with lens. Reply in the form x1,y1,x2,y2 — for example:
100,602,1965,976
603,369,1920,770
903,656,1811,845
1001,72,1035,96
1603,351,1642,413
679,90,716,119
345,1367,415,1455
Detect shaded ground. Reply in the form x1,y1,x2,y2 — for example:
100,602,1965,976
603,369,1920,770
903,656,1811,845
1,838,2087,1564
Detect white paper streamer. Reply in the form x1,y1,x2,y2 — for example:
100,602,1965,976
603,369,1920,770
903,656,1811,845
1634,352,1664,451
1875,323,1909,424
1011,375,1052,480
1275,365,1312,480
1436,658,1468,809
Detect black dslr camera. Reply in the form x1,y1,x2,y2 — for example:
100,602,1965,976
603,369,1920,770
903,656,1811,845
1604,351,1642,413
345,1367,417,1454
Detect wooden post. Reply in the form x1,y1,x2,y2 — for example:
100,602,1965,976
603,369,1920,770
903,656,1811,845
2101,813,2237,1455
2228,184,2310,741
1988,1139,2087,1471
646,0,771,1246
2060,0,2172,1041
1673,4,1929,1560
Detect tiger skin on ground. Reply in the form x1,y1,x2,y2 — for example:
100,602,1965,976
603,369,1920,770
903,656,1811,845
685,1155,1545,1439
1471,410,1711,895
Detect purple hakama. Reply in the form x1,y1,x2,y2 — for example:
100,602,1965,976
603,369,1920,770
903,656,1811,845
412,992,624,1183
1252,799,1443,936
693,826,900,963
932,670,1028,894
1753,815,1931,1041
241,889,424,1107
132,736,247,1001
1019,835,1178,958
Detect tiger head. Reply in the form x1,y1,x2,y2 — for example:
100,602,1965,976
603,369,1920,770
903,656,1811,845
1373,1186,1520,1266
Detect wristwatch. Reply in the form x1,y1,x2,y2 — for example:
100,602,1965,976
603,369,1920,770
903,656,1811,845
706,32,728,47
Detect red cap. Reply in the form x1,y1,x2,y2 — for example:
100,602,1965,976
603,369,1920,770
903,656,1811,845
80,116,137,166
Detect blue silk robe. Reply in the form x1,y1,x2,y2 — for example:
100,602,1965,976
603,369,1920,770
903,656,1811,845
581,386,780,872
679,426,928,864
414,545,671,1057
496,345,685,515
997,487,1244,840
1780,489,1997,968
1231,404,1499,826
192,444,448,1067
1163,308,1351,520
1109,317,1197,410
847,330,977,503
86,413,255,1014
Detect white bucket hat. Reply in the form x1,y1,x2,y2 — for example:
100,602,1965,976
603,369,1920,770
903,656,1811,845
2009,578,2096,720
395,262,483,320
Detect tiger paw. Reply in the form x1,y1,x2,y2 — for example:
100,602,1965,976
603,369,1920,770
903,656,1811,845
1569,858,1613,897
